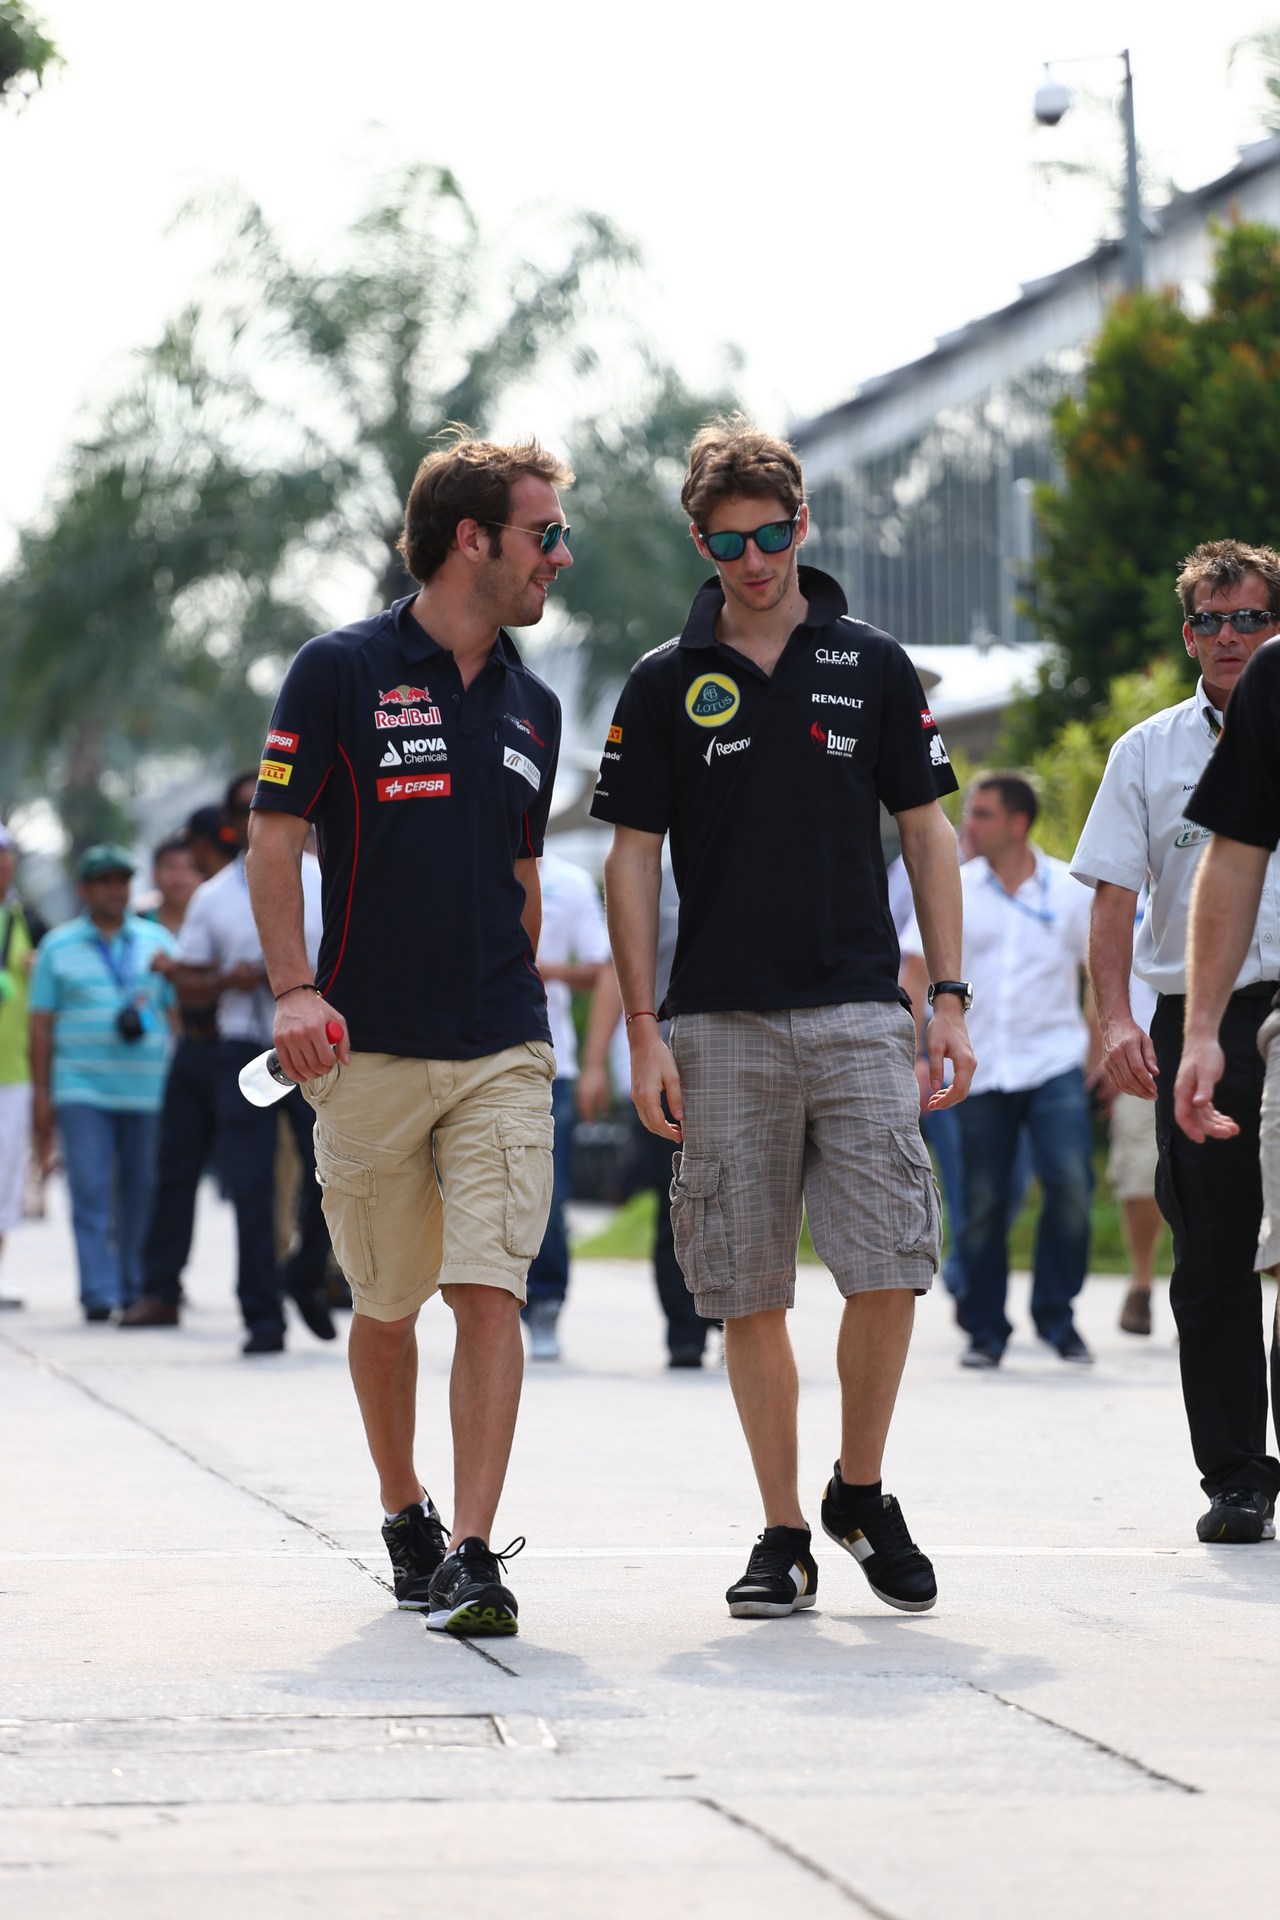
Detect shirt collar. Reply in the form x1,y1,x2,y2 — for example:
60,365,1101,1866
1193,677,1224,738
392,594,526,676
677,565,850,650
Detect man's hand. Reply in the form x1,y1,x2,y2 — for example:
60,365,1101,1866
32,1088,57,1175
1173,1036,1239,1142
628,1023,684,1141
1101,1016,1158,1100
272,988,351,1083
576,1061,610,1123
921,1006,976,1110
150,950,176,978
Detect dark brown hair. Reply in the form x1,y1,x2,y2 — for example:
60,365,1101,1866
972,771,1039,829
397,425,573,585
1176,538,1280,617
680,414,804,528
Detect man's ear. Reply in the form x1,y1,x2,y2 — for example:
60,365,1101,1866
796,502,810,545
1182,624,1198,660
689,520,710,559
454,517,490,566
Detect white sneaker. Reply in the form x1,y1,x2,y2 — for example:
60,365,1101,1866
526,1302,561,1361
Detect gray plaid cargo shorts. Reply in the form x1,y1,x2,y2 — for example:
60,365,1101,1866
667,1002,941,1318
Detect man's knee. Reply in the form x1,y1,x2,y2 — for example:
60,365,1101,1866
443,1281,522,1329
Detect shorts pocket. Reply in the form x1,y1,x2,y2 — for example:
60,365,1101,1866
669,1152,733,1292
302,1062,340,1108
890,1125,942,1267
314,1150,377,1288
495,1109,555,1260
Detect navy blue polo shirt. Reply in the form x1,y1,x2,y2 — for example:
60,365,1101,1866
252,594,561,1059
589,566,956,1015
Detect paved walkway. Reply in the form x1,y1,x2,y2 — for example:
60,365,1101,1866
2,1180,1278,1918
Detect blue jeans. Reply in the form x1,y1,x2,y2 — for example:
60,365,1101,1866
525,1076,576,1310
57,1103,161,1312
955,1067,1092,1354
925,1106,1032,1302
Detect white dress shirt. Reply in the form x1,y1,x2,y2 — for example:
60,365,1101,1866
961,848,1091,1095
179,853,322,1046
1071,680,1280,995
537,852,610,1080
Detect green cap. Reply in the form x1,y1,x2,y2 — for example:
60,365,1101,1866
76,843,136,882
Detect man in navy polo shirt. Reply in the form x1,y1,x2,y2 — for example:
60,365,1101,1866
593,418,974,1622
247,431,570,1638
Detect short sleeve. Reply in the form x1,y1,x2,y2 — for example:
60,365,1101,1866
1188,647,1280,848
1071,730,1151,891
589,659,674,834
520,697,561,859
28,939,59,1013
252,637,341,819
875,645,959,814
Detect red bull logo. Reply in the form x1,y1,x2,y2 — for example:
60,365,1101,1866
378,684,433,706
374,706,442,731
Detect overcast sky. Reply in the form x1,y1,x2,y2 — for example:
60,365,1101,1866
5,0,1280,563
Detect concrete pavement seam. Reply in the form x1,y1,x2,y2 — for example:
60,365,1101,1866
700,1796,904,1918
968,1683,1201,1794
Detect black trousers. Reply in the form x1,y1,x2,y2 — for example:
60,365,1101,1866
142,1035,221,1305
1152,992,1280,1497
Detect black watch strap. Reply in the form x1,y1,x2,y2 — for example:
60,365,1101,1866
928,979,973,1010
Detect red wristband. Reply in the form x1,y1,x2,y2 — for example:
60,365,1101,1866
625,1010,658,1028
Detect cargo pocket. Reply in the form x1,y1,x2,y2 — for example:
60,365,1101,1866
302,1061,340,1108
890,1126,942,1267
496,1110,555,1259
314,1152,377,1288
669,1153,734,1292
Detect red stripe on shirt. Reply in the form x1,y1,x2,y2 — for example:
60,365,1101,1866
318,745,360,995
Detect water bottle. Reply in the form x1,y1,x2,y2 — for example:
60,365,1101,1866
238,1021,344,1107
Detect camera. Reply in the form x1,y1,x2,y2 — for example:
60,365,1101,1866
116,1005,145,1044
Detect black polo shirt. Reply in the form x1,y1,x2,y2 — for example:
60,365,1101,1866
252,594,561,1059
589,566,956,1015
1187,639,1280,848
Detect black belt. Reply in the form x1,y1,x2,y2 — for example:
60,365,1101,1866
1232,982,1280,1001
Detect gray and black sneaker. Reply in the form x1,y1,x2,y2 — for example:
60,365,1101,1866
381,1495,448,1609
1195,1488,1277,1544
426,1535,523,1636
821,1465,937,1613
726,1526,818,1618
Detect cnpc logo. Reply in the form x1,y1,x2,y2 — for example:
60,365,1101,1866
685,673,741,728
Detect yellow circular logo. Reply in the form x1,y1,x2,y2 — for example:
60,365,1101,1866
685,673,741,728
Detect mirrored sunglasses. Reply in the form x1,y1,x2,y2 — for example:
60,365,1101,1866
702,514,800,563
1186,608,1276,636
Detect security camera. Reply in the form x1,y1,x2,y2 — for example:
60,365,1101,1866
1034,78,1072,126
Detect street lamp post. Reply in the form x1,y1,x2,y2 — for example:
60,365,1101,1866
1034,48,1144,292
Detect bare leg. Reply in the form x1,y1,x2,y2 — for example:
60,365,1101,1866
722,1307,806,1529
1121,1196,1162,1292
348,1308,421,1514
443,1282,525,1548
837,1289,916,1484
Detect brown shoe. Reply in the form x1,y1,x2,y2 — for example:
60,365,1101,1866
118,1297,180,1328
1119,1285,1152,1336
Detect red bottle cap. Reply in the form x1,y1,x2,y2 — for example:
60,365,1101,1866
325,1021,344,1044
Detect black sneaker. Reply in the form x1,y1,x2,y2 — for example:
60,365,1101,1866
1195,1489,1277,1544
288,1283,336,1342
820,1466,937,1613
381,1496,448,1609
1044,1325,1094,1365
426,1535,523,1636
726,1526,818,1618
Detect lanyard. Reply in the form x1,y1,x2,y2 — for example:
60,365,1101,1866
986,865,1054,928
92,928,137,997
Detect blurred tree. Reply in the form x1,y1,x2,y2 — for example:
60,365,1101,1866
0,0,59,105
1022,660,1187,861
1014,220,1280,757
0,164,737,848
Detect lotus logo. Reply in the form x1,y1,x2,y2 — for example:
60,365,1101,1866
685,673,741,728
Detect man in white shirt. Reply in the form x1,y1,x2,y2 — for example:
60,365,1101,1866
524,850,613,1360
175,770,332,1355
1073,538,1280,1542
955,773,1095,1368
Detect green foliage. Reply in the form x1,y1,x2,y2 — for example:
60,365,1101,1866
1021,660,1187,861
1022,220,1280,751
0,1,59,104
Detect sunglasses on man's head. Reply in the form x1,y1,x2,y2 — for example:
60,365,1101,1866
701,514,800,563
1186,607,1277,636
487,520,571,555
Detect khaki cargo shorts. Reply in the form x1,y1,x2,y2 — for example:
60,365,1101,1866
667,1002,940,1319
1106,1090,1159,1201
303,1042,556,1321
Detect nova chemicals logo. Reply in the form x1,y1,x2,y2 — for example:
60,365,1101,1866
685,673,741,728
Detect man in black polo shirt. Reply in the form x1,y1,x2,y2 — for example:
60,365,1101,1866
247,431,570,1637
1173,634,1280,1543
592,418,974,1620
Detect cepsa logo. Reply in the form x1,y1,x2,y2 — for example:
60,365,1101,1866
377,775,451,802
265,729,299,753
259,758,293,786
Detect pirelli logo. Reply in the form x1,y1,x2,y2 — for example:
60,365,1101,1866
607,724,623,744
259,759,293,786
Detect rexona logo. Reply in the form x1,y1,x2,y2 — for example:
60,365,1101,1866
815,648,860,667
685,673,741,728
374,706,442,731
703,735,751,765
258,758,293,785
809,724,856,758
377,775,451,802
265,729,299,753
